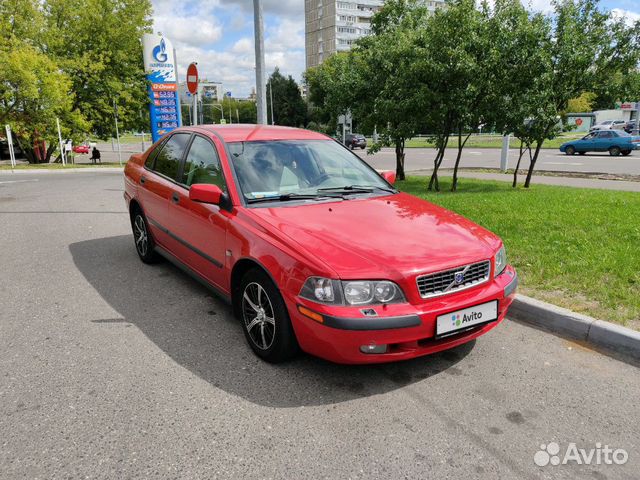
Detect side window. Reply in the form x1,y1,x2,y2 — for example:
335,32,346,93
144,138,167,169
153,133,190,180
182,136,226,190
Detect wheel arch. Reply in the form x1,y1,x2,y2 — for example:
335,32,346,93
129,198,143,222
230,257,280,317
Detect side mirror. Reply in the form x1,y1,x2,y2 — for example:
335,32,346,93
189,184,223,205
381,170,396,185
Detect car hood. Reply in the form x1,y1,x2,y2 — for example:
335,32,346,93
248,192,500,279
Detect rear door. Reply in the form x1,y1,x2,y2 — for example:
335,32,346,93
168,134,231,291
138,133,192,250
595,131,614,151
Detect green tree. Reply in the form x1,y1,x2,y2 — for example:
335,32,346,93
42,0,153,138
357,0,429,181
266,68,306,127
0,0,87,163
305,52,359,132
517,0,640,187
0,45,88,162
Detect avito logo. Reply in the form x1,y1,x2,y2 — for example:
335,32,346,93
461,311,482,323
153,38,168,63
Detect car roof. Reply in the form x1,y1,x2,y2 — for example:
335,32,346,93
172,124,330,143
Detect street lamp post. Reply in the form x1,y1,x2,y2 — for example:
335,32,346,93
253,0,267,125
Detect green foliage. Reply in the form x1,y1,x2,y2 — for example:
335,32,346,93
0,0,151,162
305,0,640,191
43,0,153,137
566,92,597,113
266,68,307,127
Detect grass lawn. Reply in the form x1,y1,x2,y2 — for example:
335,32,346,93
398,176,640,328
0,163,123,170
403,133,584,149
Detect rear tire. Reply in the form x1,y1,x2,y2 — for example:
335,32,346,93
621,150,631,156
131,208,160,264
578,151,586,155
565,146,576,155
238,269,299,363
609,146,621,157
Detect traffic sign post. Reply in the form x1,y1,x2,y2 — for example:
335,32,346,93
187,63,199,126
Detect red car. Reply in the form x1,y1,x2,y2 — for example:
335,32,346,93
73,144,90,154
124,125,517,364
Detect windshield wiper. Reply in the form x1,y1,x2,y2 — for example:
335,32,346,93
318,184,397,194
246,193,341,204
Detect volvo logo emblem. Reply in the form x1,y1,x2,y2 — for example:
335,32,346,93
454,271,465,284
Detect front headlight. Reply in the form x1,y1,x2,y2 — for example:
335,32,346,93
495,246,508,276
300,278,405,305
300,277,343,304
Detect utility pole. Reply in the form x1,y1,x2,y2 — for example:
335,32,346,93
269,79,275,125
253,0,267,125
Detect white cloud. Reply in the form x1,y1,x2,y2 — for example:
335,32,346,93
611,8,640,26
231,37,253,54
154,15,223,46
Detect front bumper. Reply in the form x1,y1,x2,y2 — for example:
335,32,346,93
285,265,518,364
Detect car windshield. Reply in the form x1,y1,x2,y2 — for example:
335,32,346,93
227,140,393,202
618,130,631,137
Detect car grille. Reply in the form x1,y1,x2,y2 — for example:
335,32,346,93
416,260,491,298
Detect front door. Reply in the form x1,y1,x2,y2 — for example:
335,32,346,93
168,134,230,292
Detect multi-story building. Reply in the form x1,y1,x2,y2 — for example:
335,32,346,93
305,0,445,69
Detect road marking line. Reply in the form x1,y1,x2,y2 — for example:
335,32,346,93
543,162,584,166
0,179,40,185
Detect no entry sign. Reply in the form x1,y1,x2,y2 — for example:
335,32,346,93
187,63,199,95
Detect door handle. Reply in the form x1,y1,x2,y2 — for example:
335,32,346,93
140,175,146,185
171,192,180,204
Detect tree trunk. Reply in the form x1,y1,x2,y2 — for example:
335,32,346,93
524,141,544,188
395,138,406,181
451,129,471,192
512,140,528,188
428,133,449,192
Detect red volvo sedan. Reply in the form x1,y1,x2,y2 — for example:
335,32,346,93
124,125,517,364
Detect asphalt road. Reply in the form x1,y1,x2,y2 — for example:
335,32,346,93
1,172,638,479
358,147,640,176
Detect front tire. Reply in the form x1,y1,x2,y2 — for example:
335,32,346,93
565,146,576,155
131,209,160,264
609,146,621,157
238,269,299,363
621,150,631,156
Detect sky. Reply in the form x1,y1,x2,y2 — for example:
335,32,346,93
151,0,640,98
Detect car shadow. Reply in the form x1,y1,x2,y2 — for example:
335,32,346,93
69,235,475,408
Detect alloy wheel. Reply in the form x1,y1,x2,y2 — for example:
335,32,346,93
242,282,276,350
134,215,148,257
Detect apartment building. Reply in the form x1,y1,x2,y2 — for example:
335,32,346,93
305,0,445,69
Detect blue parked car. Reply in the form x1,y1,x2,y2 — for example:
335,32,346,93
560,130,640,156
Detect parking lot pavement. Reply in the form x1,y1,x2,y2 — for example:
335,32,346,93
1,172,639,479
362,147,640,176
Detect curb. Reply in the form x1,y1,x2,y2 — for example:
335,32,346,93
0,167,123,175
509,294,640,359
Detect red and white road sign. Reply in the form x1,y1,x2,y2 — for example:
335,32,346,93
186,63,199,94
